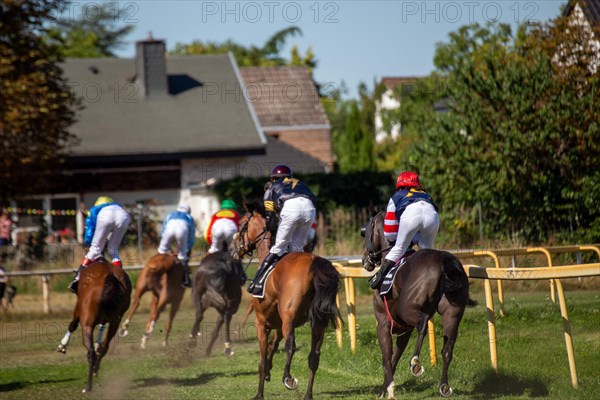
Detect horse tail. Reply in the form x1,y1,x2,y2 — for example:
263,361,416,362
440,252,470,307
309,257,342,330
101,273,123,308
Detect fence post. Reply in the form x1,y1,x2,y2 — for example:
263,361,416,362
42,274,51,314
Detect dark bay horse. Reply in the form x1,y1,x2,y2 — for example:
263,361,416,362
56,260,132,393
231,206,341,400
362,212,470,399
189,251,245,356
119,253,185,348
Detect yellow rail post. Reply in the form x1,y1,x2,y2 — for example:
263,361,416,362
335,294,343,349
527,247,555,303
483,277,498,371
343,276,358,353
428,320,437,366
554,279,578,388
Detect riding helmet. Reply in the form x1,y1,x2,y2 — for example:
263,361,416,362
177,202,191,213
395,171,421,189
271,164,293,180
220,199,237,210
94,196,114,207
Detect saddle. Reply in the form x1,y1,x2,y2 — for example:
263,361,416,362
250,256,283,299
379,249,415,296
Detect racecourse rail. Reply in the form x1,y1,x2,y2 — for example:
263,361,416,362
4,244,599,389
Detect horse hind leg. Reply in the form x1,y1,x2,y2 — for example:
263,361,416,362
206,313,225,357
281,321,299,391
120,288,146,337
304,324,326,400
83,325,96,393
409,312,430,378
438,303,465,397
265,328,283,382
222,312,234,356
57,316,79,353
162,301,181,347
189,300,205,347
94,321,120,377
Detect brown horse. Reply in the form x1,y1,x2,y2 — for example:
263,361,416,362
231,205,341,400
362,211,471,399
189,251,245,356
119,253,185,349
56,260,132,393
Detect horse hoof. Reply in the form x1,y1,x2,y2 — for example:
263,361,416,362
439,384,453,397
56,345,66,354
284,377,298,390
223,347,234,357
265,374,271,382
410,363,424,377
410,357,424,377
119,329,128,337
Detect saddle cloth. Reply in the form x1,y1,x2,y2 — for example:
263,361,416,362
379,250,415,296
250,259,281,299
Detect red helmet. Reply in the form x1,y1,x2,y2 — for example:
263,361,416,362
271,164,292,179
396,171,420,189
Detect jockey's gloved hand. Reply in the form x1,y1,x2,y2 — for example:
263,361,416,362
265,212,278,233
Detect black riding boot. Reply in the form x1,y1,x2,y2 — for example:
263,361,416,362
182,261,191,288
369,259,395,289
247,253,280,294
67,265,86,294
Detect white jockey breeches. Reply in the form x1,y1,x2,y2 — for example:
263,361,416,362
385,201,439,263
158,219,190,261
208,218,238,253
86,205,131,262
271,197,316,256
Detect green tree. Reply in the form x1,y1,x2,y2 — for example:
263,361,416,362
392,21,599,243
170,26,316,69
0,0,78,200
327,81,376,173
45,3,134,58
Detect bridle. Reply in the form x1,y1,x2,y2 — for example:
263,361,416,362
233,212,269,260
364,213,393,270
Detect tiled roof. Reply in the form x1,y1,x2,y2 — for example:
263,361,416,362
380,76,422,91
564,0,600,23
239,67,330,128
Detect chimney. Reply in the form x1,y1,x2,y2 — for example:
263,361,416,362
135,36,168,99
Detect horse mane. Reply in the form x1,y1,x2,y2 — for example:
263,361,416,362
243,198,266,217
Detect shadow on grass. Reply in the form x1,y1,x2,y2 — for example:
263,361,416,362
321,385,378,398
0,378,78,392
134,370,254,388
466,370,549,399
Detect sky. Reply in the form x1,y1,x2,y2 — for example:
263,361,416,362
61,1,565,98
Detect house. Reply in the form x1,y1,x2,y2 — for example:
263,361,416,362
12,39,330,239
240,67,333,169
561,0,600,73
374,76,420,142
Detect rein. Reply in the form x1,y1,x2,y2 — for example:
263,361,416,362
383,295,408,336
235,212,269,265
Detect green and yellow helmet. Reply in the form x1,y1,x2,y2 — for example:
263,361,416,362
220,199,237,210
94,196,114,207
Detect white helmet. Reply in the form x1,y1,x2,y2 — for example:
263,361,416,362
177,202,191,214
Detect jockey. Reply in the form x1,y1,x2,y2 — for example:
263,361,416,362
369,171,440,289
204,199,240,254
247,164,317,295
68,196,131,293
157,202,196,288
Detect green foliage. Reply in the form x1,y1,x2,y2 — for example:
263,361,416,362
329,82,377,172
170,26,317,70
387,21,599,244
213,171,395,212
45,3,134,58
0,0,78,200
